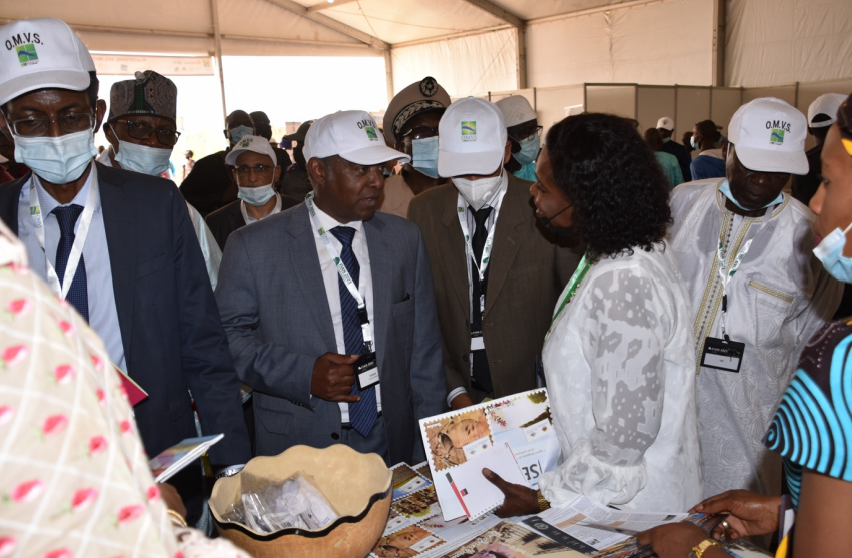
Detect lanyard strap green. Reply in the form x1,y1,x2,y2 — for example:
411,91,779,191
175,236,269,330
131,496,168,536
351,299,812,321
549,253,592,332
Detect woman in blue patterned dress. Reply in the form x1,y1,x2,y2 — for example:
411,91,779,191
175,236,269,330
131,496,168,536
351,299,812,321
637,93,852,558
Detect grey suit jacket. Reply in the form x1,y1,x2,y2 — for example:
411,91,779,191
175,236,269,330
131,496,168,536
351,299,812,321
408,174,581,399
215,203,446,464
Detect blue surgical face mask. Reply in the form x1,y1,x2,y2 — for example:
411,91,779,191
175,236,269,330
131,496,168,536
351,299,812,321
238,183,276,206
690,135,700,149
719,179,783,212
814,222,852,283
513,135,540,166
411,136,439,178
114,140,172,176
228,125,254,146
13,128,97,185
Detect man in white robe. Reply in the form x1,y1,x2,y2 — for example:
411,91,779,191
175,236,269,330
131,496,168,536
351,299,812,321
669,98,842,500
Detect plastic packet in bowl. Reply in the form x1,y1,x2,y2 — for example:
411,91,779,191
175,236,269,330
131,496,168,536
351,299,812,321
231,471,340,534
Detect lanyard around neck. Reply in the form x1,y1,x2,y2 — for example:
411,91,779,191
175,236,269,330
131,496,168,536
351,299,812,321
456,186,507,286
29,166,98,300
546,253,592,340
305,192,373,349
715,218,763,340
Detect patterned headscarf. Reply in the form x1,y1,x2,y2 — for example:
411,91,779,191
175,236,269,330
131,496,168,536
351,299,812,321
109,70,177,122
839,92,852,158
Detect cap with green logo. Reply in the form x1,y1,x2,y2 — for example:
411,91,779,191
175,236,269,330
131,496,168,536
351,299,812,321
303,110,410,166
224,135,278,166
0,18,95,106
727,97,808,175
438,97,507,177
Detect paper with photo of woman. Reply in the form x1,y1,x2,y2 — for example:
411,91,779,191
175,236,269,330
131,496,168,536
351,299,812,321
371,525,446,558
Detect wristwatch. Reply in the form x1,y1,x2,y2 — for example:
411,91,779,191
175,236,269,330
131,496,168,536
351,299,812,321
214,464,245,480
688,539,719,558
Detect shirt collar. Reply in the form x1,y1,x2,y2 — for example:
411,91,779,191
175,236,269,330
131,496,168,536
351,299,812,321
311,199,363,234
33,162,98,215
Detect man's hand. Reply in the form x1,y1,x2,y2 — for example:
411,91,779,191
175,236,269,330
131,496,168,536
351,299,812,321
451,392,475,410
310,353,360,402
690,490,781,541
158,482,186,518
483,468,539,518
637,523,718,558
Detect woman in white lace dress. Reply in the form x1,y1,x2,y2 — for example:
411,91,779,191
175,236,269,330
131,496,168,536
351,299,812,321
485,113,703,514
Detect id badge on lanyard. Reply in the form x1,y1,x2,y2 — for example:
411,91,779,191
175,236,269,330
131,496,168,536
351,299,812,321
457,193,501,352
701,226,757,374
305,193,379,388
29,171,98,300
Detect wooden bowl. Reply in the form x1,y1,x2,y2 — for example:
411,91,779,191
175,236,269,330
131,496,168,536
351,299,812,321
210,445,392,558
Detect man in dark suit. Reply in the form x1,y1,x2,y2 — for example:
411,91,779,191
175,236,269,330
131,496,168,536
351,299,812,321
205,135,299,251
216,110,446,464
409,97,579,410
0,18,250,520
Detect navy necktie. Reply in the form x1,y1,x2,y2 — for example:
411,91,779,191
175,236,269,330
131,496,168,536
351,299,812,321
330,226,377,437
52,205,89,322
470,205,493,394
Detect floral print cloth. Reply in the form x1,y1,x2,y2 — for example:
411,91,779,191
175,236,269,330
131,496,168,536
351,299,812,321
0,217,184,558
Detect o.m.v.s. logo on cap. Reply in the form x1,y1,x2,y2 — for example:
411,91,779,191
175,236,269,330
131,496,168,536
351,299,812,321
357,118,379,142
461,121,476,142
766,120,792,145
5,32,42,67
239,138,252,148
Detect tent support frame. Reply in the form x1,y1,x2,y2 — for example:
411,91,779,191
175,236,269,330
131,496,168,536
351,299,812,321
210,0,227,123
457,0,527,90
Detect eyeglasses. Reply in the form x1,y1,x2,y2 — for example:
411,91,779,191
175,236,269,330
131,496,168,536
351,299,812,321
401,126,439,141
511,125,543,143
235,164,274,176
9,112,95,137
112,119,181,146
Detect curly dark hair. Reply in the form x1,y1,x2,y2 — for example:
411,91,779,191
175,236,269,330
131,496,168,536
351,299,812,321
545,113,672,258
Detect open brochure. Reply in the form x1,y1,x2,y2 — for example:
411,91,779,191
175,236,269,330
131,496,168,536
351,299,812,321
149,434,223,483
523,495,726,557
447,441,528,520
419,388,559,520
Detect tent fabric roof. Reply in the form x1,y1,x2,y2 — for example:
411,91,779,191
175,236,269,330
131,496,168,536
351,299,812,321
2,0,642,56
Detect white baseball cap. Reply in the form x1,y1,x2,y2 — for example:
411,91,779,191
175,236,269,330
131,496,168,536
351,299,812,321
657,116,674,130
727,97,808,175
495,96,536,128
225,135,277,166
0,18,95,106
439,97,507,177
807,93,847,128
303,110,410,165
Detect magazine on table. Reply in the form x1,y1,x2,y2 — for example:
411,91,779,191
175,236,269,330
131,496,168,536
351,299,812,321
418,388,559,520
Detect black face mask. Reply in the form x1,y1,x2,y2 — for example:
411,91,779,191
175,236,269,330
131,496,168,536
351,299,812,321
537,204,573,236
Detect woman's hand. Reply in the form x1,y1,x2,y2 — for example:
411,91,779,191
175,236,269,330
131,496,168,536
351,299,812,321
637,523,710,558
482,468,539,518
690,490,781,541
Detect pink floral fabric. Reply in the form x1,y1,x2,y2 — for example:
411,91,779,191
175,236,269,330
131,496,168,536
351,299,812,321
0,221,177,558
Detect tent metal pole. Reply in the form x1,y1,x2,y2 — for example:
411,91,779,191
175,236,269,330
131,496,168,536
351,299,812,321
384,50,394,104
210,0,227,123
516,26,527,90
712,0,726,87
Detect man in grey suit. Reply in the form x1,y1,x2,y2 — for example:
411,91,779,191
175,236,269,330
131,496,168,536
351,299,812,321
216,110,446,464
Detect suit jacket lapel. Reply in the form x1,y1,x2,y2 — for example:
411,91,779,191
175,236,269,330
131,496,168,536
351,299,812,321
365,216,391,374
483,176,527,317
0,173,28,234
441,193,472,320
288,204,337,353
98,164,137,362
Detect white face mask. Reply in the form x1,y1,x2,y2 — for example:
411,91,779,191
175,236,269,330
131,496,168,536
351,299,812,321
113,140,172,176
238,183,276,206
453,170,506,211
13,128,97,185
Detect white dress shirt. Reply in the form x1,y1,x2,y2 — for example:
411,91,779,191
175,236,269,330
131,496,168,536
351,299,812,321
16,164,127,371
310,202,382,422
447,171,509,406
241,193,283,224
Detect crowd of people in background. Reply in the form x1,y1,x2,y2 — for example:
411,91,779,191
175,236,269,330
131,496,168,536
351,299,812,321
2,16,852,558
